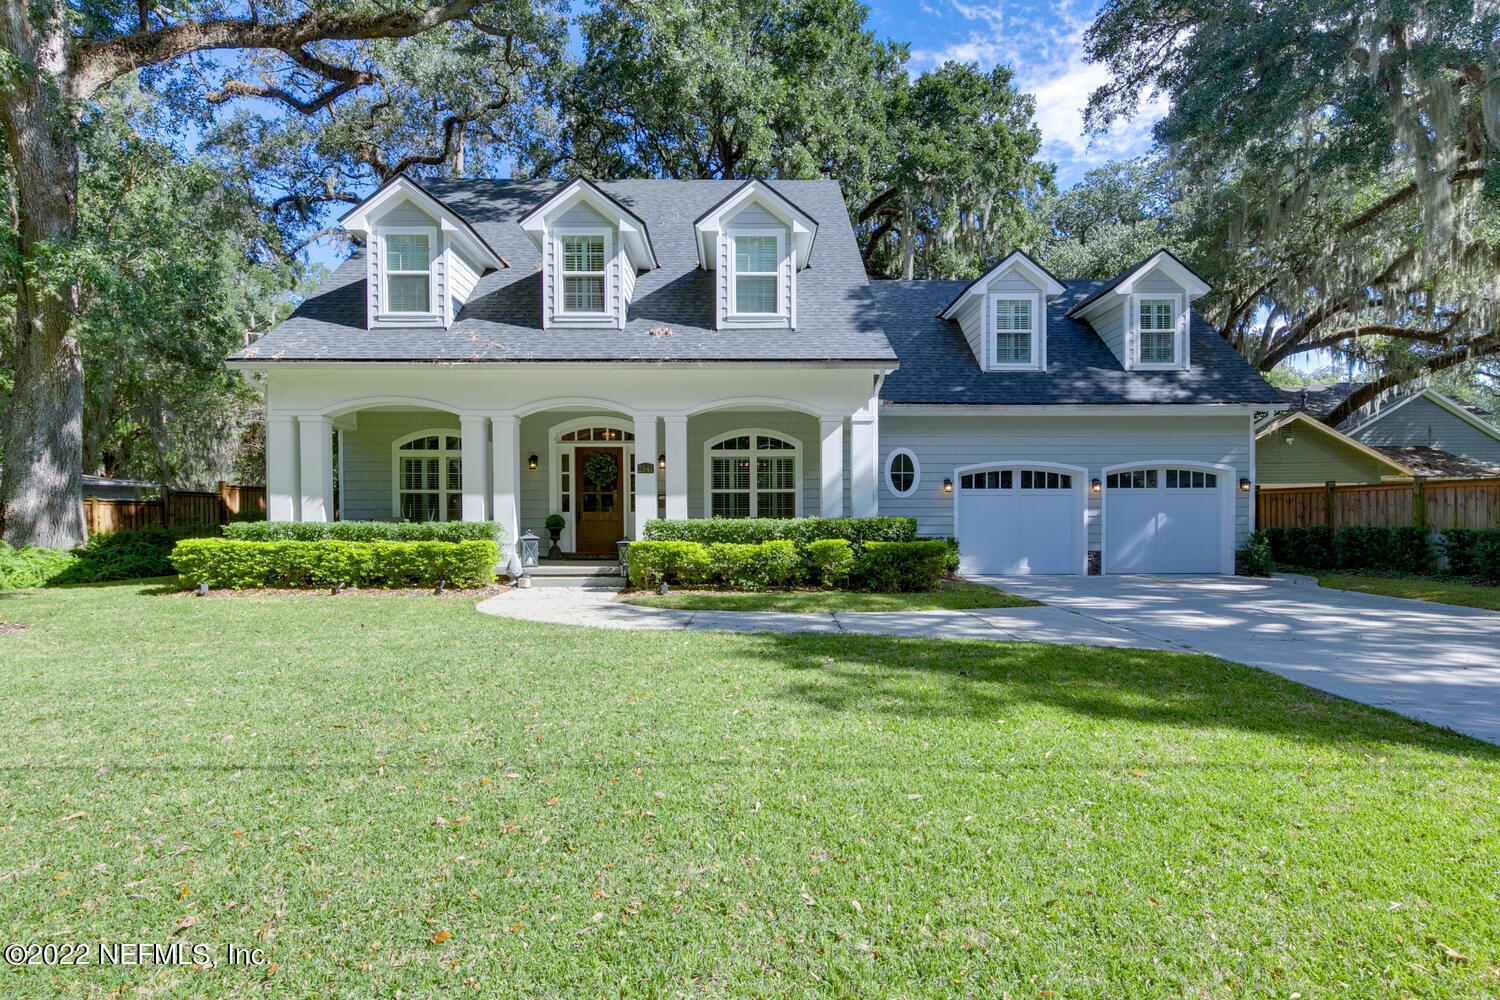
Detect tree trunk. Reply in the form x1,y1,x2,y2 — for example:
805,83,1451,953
0,2,87,548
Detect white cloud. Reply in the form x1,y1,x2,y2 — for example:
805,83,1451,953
909,1,1168,184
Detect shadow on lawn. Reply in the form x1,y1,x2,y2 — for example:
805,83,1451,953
749,631,1500,758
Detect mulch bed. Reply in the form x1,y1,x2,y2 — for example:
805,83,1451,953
0,622,29,634
164,583,511,600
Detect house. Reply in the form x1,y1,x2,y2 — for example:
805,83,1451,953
227,176,1286,575
1254,412,1415,485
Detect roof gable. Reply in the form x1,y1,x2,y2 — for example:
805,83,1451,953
339,174,506,271
938,250,1064,320
1346,388,1500,444
1066,250,1211,319
517,177,658,271
693,179,818,270
1256,411,1415,476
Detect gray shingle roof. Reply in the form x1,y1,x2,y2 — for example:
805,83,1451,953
1370,445,1500,479
873,280,1286,406
235,178,896,364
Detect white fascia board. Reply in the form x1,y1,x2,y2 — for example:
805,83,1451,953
1117,251,1211,298
340,176,504,270
518,178,657,270
227,359,895,375
694,180,818,270
939,251,1064,320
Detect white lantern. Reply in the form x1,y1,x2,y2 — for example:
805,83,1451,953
519,531,541,568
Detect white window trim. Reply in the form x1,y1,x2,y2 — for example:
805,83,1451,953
1130,292,1188,370
377,226,441,323
390,428,462,522
884,447,921,497
552,226,614,322
725,227,789,322
985,292,1045,371
702,428,803,519
546,417,636,552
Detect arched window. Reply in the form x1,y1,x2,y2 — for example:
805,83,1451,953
705,430,800,518
885,448,920,497
393,430,462,521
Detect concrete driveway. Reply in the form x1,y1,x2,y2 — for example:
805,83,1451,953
981,574,1500,745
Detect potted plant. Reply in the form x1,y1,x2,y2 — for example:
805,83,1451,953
544,513,566,559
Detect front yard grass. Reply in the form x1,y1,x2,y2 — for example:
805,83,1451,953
0,581,1496,997
1316,571,1500,611
619,579,1037,612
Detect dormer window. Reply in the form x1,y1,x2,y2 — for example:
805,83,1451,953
939,251,1061,373
993,298,1034,366
385,233,433,313
731,233,780,315
561,233,607,314
1138,299,1176,364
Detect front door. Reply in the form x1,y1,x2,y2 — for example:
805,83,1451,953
575,447,624,556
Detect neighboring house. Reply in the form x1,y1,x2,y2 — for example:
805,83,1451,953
81,474,161,500
1255,411,1414,485
228,175,1285,575
1344,389,1500,474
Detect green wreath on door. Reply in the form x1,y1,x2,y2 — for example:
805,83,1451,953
584,452,619,492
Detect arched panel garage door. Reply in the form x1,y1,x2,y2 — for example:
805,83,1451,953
954,464,1087,575
1102,464,1233,574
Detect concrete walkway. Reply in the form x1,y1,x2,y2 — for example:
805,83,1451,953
474,585,1152,647
987,574,1500,745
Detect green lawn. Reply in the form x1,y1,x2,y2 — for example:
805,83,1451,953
1317,572,1500,611
0,581,1497,997
619,580,1037,612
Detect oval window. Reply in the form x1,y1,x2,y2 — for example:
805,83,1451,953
885,449,920,497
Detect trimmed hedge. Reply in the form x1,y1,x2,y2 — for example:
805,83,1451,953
805,539,855,587
626,541,712,588
224,520,505,544
1264,526,1432,573
1441,530,1500,579
642,517,916,548
703,541,802,590
170,539,498,589
920,535,961,575
852,540,948,592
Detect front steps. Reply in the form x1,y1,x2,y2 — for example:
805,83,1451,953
522,561,625,589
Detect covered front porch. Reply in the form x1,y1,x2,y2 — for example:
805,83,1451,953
259,364,884,556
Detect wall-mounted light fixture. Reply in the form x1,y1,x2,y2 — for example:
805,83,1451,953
528,454,538,471
942,478,953,494
1283,434,1294,445
658,454,666,471
1091,478,1102,493
1239,477,1252,491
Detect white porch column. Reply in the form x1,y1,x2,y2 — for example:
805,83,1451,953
663,415,688,520
850,397,878,517
297,414,334,522
819,416,845,518
632,414,658,538
460,415,490,522
267,415,299,521
490,414,519,556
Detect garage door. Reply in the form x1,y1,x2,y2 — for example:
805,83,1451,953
1102,465,1229,574
955,465,1085,575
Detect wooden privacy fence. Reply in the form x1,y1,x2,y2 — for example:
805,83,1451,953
1256,477,1500,531
82,482,267,537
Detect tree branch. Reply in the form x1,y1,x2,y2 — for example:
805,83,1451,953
1323,329,1500,426
1340,164,1487,234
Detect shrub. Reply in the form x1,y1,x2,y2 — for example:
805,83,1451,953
1237,530,1274,577
642,517,916,549
169,539,497,589
53,528,181,583
1264,526,1336,569
1441,529,1500,579
625,541,712,588
0,544,78,590
704,541,802,590
805,539,855,587
919,535,960,575
1336,526,1432,573
852,540,948,592
223,520,505,544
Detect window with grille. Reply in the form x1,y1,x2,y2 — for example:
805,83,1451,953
395,432,462,521
561,234,606,313
708,432,798,517
993,298,1034,365
958,467,1070,490
732,234,780,315
1106,469,1159,490
385,233,432,313
1138,298,1176,364
885,449,919,496
1165,468,1217,489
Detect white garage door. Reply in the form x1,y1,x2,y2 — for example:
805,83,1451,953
1103,465,1229,574
955,465,1084,575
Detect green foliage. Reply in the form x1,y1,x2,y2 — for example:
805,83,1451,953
0,544,78,591
544,514,566,530
1264,527,1337,569
703,541,802,590
625,541,713,588
169,539,497,590
1440,530,1500,580
224,520,504,544
1264,526,1433,574
804,538,855,587
1237,530,1275,577
643,517,916,548
851,540,948,593
918,535,961,575
52,529,181,583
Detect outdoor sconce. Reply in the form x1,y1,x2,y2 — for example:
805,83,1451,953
942,478,953,494
658,453,666,471
1240,477,1252,491
528,454,538,470
1091,478,1102,493
1283,435,1294,445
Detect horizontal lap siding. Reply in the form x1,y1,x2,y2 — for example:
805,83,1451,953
1350,396,1500,467
879,412,1252,548
341,411,459,521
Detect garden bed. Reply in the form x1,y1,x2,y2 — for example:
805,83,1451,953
619,580,1036,612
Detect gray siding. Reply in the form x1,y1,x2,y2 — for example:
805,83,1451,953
340,410,459,520
879,412,1253,548
378,201,437,227
1349,395,1500,467
1090,300,1127,367
1135,269,1181,294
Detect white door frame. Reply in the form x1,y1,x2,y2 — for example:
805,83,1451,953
547,415,636,553
1099,460,1235,574
952,460,1089,575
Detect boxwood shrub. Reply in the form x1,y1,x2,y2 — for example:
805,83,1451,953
1441,529,1500,579
805,539,855,587
852,540,948,592
626,541,712,588
170,539,497,589
1265,526,1432,573
703,541,802,590
642,516,915,548
224,520,505,544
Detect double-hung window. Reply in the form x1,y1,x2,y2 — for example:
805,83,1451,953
561,234,607,314
732,234,780,315
385,233,432,313
1138,298,1177,365
993,298,1034,366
